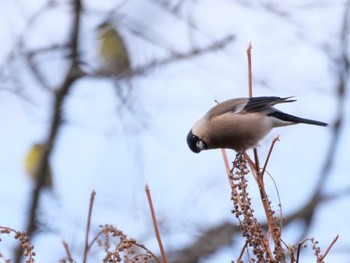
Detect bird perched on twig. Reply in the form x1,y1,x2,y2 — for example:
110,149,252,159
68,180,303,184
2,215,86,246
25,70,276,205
96,21,132,77
187,96,328,153
24,143,53,188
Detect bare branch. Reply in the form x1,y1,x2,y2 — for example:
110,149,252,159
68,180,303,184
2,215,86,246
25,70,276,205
15,0,85,262
83,191,97,263
62,240,75,263
131,35,235,76
297,0,350,240
145,184,168,263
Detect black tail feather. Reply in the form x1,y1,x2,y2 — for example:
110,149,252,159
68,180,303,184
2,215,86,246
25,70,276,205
268,111,328,126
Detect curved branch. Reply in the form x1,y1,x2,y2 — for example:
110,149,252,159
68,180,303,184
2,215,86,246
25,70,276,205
14,0,84,262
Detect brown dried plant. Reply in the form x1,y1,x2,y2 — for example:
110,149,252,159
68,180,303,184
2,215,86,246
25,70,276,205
92,224,157,263
0,226,35,263
222,44,339,263
222,144,339,263
60,223,160,263
58,191,163,263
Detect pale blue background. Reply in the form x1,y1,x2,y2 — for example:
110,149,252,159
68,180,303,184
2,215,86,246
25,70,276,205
0,0,349,262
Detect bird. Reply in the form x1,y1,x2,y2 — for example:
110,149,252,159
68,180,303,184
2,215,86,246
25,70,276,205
96,21,131,77
187,96,328,153
96,21,135,105
24,143,53,188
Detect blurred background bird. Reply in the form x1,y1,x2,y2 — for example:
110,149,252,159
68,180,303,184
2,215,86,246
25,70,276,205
96,21,135,107
97,21,132,77
24,143,53,189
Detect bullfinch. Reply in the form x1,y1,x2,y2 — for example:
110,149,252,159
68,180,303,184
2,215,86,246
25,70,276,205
187,96,328,153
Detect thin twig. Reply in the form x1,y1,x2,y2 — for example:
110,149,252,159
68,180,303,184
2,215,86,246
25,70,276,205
87,229,104,250
134,243,163,263
247,42,253,98
25,44,71,90
253,149,260,176
150,0,235,52
131,35,235,76
261,136,280,176
296,238,309,263
221,150,244,207
62,240,75,263
243,153,259,184
288,244,295,263
265,169,284,233
83,190,96,263
247,42,261,178
319,234,339,261
236,241,248,263
255,173,277,258
145,183,168,263
246,42,282,260
221,149,234,188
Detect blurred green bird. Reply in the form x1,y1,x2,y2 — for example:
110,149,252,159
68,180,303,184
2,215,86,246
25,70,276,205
24,143,53,188
97,22,132,77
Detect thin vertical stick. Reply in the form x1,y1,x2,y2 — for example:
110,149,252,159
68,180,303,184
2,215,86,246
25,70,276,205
247,43,261,175
246,43,280,260
253,148,260,176
83,190,96,263
145,183,168,263
62,240,74,263
221,149,235,187
247,42,253,98
289,244,295,263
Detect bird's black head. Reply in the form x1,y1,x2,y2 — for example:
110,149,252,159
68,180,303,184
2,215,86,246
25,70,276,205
187,130,207,153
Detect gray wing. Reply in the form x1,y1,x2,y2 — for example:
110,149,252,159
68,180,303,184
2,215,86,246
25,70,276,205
242,96,296,113
206,98,248,120
206,96,295,119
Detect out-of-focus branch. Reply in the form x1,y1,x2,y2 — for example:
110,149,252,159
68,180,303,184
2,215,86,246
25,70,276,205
167,222,239,263
86,34,234,80
167,187,344,263
317,0,349,190
0,0,58,90
295,0,350,240
25,44,71,90
150,0,225,46
14,0,84,262
131,35,235,76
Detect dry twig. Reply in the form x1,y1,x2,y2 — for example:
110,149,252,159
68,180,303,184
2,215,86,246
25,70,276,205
145,183,168,263
62,240,75,263
83,190,96,263
0,226,35,263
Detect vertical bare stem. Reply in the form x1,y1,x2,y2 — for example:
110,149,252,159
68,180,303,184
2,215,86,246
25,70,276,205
221,149,236,189
83,190,96,263
247,42,253,98
145,184,168,263
62,240,74,263
247,43,261,176
253,148,260,176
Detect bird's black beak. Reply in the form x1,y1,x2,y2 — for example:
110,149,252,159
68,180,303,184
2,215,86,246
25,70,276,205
187,130,203,153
